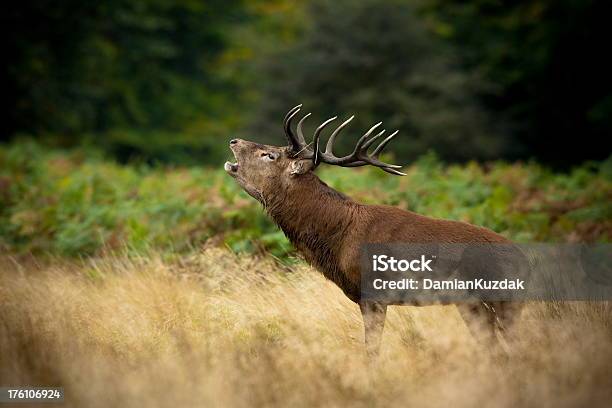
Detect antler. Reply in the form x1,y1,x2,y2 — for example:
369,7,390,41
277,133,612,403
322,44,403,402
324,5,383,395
284,104,313,157
283,105,405,176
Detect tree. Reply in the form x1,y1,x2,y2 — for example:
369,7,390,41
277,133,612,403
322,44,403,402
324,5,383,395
246,0,506,162
3,0,247,159
424,0,612,165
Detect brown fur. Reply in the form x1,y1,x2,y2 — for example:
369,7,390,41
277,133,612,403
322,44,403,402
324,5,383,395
225,139,522,356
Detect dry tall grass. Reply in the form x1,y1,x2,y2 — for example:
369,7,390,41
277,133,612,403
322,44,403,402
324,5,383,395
1,250,611,407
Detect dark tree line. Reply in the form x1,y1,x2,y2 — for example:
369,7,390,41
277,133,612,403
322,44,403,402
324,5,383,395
3,0,246,135
247,0,507,162
426,0,612,165
3,0,610,165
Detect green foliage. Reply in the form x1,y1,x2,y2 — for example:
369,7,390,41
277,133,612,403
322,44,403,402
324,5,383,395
1,142,610,259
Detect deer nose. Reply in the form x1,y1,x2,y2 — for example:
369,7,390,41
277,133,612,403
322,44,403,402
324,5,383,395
229,139,239,145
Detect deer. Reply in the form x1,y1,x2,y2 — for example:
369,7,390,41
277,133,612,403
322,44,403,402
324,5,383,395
224,104,523,357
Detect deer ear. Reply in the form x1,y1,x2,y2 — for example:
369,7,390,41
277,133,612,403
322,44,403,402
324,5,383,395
289,159,315,176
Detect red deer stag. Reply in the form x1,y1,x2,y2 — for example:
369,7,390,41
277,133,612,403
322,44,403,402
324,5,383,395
225,104,522,356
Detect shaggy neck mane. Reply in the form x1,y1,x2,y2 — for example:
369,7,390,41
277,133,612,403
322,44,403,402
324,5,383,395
265,172,359,288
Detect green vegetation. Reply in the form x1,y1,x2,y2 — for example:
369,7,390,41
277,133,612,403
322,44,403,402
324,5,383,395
1,141,609,258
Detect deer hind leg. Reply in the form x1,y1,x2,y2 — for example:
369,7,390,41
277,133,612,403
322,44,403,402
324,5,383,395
457,302,501,352
359,301,387,358
458,301,523,357
493,301,523,347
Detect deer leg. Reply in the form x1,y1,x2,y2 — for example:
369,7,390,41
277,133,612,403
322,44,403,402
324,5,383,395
457,302,499,351
359,301,387,358
493,301,523,350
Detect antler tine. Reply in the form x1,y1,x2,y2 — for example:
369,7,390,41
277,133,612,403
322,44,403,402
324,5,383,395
296,112,312,146
351,122,402,169
361,157,403,169
325,115,355,154
381,166,407,176
371,130,399,158
353,122,383,154
284,104,303,151
361,129,386,151
312,116,338,164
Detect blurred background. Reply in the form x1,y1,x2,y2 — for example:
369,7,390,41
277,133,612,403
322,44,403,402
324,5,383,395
1,0,611,257
2,4,611,404
3,0,611,166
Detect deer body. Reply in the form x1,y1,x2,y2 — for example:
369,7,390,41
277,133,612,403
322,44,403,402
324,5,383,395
265,172,509,303
225,105,522,356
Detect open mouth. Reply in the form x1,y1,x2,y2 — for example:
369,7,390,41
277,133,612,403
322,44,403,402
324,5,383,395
224,161,239,173
224,150,239,173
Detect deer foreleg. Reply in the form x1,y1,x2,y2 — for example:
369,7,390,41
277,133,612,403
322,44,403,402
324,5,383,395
359,301,387,358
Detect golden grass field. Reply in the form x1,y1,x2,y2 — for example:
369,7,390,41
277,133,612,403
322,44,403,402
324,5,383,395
1,249,611,407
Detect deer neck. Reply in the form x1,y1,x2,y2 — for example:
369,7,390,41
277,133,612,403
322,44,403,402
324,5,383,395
265,173,356,265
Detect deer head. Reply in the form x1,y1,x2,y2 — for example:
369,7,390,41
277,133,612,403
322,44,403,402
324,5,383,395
224,104,405,203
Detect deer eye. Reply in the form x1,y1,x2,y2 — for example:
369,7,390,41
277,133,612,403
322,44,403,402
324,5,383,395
261,152,277,161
